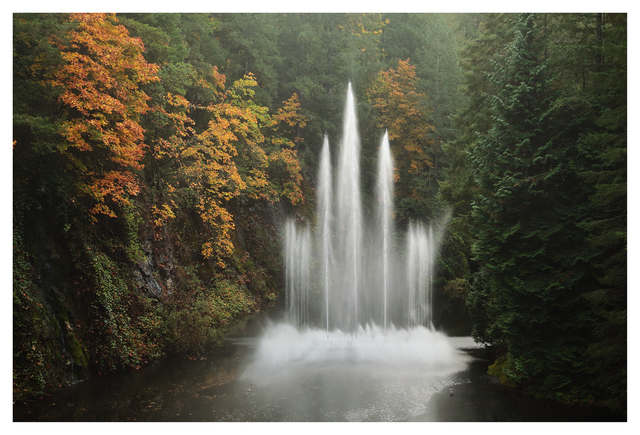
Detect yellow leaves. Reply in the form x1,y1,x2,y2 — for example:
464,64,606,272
151,203,175,229
274,94,306,130
165,93,190,108
198,198,236,267
231,73,258,98
148,69,305,269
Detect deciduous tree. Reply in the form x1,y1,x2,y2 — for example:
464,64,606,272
49,13,160,218
366,59,436,222
149,67,306,267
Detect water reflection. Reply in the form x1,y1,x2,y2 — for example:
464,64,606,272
13,330,622,422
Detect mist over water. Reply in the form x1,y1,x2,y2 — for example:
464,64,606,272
244,323,463,376
240,323,472,421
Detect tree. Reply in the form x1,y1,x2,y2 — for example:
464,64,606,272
381,14,465,144
414,15,464,145
366,59,437,222
270,13,387,155
149,67,306,268
13,13,71,211
48,13,160,219
577,13,627,413
213,13,282,107
469,14,596,399
440,13,513,224
440,13,517,342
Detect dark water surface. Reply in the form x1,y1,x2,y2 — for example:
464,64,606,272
13,324,624,423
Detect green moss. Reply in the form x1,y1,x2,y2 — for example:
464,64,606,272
487,355,518,388
66,331,89,368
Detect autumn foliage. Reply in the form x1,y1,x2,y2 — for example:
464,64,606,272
150,68,306,267
50,13,160,218
367,59,435,175
45,13,306,268
367,59,436,216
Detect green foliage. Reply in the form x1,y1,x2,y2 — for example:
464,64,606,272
161,268,256,355
487,355,518,388
455,13,626,413
13,13,625,415
13,237,48,400
87,252,156,371
438,14,513,310
214,14,281,106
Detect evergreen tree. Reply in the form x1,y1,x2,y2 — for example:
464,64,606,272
469,14,596,399
414,14,464,145
577,13,627,413
439,14,513,330
213,13,282,107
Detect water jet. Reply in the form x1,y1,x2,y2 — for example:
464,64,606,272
284,82,447,334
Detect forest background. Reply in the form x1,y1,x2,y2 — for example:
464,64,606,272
10,5,629,415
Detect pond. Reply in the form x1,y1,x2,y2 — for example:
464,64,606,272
13,315,624,422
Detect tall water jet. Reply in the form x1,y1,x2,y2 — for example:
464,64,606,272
284,221,311,329
406,222,435,328
335,82,363,332
376,130,394,333
317,135,333,334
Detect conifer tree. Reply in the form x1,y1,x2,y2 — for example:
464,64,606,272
469,14,595,397
439,14,513,314
577,13,627,412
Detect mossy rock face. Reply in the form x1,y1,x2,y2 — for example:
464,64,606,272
487,355,518,388
65,331,89,370
41,309,91,385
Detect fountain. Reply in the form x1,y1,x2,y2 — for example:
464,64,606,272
317,134,332,335
284,82,446,333
377,130,394,333
245,83,455,383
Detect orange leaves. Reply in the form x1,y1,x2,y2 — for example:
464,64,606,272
46,13,306,265
87,170,140,218
367,59,435,179
50,13,160,218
